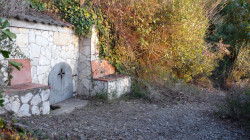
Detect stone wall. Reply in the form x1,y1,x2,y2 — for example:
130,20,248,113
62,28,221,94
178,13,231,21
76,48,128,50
77,37,92,96
0,19,80,93
92,76,131,99
0,86,50,117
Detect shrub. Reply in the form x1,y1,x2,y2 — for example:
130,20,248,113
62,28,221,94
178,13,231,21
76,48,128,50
207,0,249,86
219,87,250,123
40,0,226,83
231,43,249,84
91,0,226,82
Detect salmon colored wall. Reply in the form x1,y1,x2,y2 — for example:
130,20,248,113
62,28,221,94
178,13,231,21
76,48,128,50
8,59,32,85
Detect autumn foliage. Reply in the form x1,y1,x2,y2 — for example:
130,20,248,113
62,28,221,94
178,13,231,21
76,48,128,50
92,0,226,82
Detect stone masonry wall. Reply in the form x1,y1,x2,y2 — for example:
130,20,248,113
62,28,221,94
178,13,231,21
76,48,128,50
0,19,80,93
77,37,92,96
0,87,50,117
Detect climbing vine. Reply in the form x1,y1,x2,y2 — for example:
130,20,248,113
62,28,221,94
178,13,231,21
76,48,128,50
37,0,226,82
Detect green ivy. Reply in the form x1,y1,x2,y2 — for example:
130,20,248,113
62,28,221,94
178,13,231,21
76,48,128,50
54,0,105,36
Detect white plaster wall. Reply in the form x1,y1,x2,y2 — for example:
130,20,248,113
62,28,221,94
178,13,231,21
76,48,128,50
3,19,79,92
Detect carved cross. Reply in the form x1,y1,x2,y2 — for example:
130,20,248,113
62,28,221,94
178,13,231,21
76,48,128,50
58,69,65,79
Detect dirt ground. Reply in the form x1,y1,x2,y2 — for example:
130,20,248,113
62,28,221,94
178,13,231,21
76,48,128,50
15,89,249,140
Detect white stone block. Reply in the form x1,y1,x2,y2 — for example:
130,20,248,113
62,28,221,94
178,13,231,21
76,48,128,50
36,36,49,47
29,43,41,58
19,28,29,33
48,36,53,42
54,32,71,46
37,75,44,84
41,89,50,101
45,48,52,60
42,31,49,37
11,98,20,113
48,31,53,37
40,101,50,115
30,94,42,106
49,42,53,46
35,30,42,36
4,103,11,111
19,47,30,56
31,105,40,115
31,66,37,76
39,55,50,66
41,47,46,55
32,75,39,84
30,58,39,66
29,30,36,43
10,27,20,34
17,104,31,117
21,92,33,103
37,66,50,75
3,97,9,105
16,34,28,45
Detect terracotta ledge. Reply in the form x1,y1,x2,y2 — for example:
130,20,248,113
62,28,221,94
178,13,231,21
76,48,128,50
93,74,130,82
2,83,48,95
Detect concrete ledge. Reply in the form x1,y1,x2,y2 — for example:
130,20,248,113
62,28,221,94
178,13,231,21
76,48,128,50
92,74,131,99
8,19,74,33
0,83,50,117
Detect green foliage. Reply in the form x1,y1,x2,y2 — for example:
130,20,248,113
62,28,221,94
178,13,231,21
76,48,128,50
0,18,25,108
29,0,46,11
44,0,226,83
232,44,249,82
93,90,109,101
0,18,23,72
129,82,148,99
54,0,105,36
93,0,225,82
219,87,250,124
207,0,249,86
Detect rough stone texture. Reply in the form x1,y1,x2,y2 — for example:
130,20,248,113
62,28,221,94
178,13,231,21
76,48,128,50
78,36,92,96
18,104,31,117
21,92,33,103
41,89,49,101
92,76,131,99
31,94,42,106
40,101,50,115
0,87,50,117
3,21,80,94
31,105,40,115
49,62,73,105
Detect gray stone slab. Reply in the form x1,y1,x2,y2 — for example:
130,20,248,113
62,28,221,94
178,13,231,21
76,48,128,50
51,98,88,115
49,62,73,105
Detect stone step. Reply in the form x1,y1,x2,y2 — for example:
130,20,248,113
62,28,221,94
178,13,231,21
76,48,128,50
51,98,88,115
92,74,131,100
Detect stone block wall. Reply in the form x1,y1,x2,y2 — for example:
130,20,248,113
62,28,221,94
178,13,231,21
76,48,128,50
0,19,80,93
0,86,50,117
0,19,79,91
77,37,92,96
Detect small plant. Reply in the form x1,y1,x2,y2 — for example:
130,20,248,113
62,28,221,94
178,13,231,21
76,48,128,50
29,0,46,11
129,81,148,99
218,87,250,124
93,89,109,101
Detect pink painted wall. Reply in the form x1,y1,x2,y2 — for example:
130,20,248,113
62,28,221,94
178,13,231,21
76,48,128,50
8,59,32,85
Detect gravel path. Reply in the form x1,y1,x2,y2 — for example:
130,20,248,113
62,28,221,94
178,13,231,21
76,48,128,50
18,92,249,140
